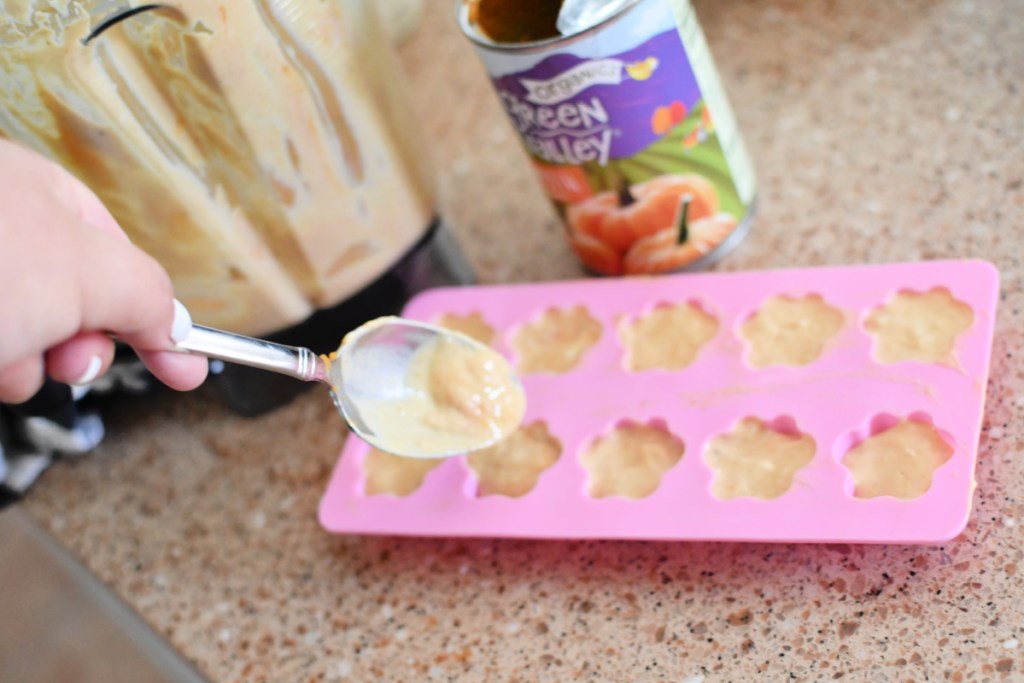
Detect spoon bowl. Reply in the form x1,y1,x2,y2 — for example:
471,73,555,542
556,0,634,36
170,308,525,459
329,320,453,457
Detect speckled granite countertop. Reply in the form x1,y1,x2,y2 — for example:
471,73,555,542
22,1,1024,681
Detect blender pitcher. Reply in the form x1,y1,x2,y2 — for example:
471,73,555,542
0,0,472,413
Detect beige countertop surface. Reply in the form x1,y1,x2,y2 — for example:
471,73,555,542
22,0,1024,681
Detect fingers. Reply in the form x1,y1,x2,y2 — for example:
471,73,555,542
137,299,208,390
54,172,200,384
137,350,209,391
0,140,206,398
47,328,209,392
3,342,207,403
62,233,208,390
0,139,177,355
0,355,46,405
45,332,116,386
61,172,127,240
73,227,180,353
41,330,207,395
4,138,126,240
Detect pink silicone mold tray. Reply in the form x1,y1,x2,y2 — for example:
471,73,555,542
319,259,999,544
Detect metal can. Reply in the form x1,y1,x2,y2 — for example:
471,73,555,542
458,0,757,275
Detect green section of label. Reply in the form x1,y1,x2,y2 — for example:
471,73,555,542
669,0,757,205
575,100,745,220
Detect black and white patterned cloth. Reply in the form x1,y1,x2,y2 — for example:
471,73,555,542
0,356,154,507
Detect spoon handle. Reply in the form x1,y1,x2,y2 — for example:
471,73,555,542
173,325,328,383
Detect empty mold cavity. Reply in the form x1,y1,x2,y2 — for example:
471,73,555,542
467,421,562,498
840,414,954,500
739,294,844,368
435,311,496,346
864,288,974,366
363,448,441,497
512,305,602,374
580,420,685,499
703,416,816,500
619,301,718,372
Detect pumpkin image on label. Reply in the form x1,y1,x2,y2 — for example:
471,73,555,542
459,0,757,276
568,174,717,252
623,202,736,275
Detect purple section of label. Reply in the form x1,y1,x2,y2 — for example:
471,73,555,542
491,29,700,165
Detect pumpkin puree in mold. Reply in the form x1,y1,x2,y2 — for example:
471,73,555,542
364,449,441,496
843,420,954,500
703,418,816,500
865,289,974,366
581,423,684,499
620,302,718,371
740,294,845,368
468,421,562,497
436,312,496,347
512,306,603,374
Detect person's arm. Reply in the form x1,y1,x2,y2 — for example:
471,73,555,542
0,139,207,403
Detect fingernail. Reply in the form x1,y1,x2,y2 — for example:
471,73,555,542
171,299,193,344
72,355,103,386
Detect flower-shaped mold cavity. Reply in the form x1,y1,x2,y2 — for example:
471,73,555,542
703,416,816,500
839,414,955,500
619,301,718,371
864,288,974,366
435,311,496,346
739,294,844,368
580,420,685,499
363,449,442,497
467,421,562,498
512,305,602,374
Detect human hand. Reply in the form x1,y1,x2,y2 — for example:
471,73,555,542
0,139,208,403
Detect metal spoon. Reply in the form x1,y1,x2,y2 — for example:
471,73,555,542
171,313,523,459
555,0,634,35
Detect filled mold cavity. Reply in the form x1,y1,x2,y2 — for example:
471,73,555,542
467,421,562,498
512,305,603,374
580,420,685,499
363,448,442,497
864,288,974,366
739,294,844,368
619,300,718,372
840,414,955,500
703,416,816,500
435,311,496,346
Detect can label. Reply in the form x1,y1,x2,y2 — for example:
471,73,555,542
468,0,756,275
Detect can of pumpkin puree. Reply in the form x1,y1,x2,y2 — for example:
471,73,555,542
458,0,756,275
